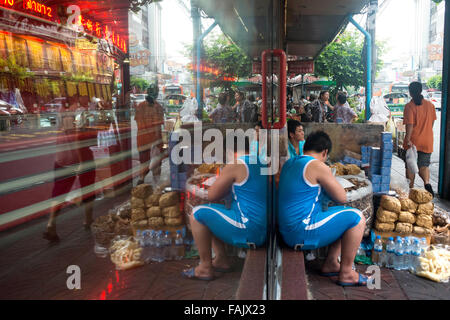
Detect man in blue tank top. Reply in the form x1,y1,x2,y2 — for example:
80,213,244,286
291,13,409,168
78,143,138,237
182,135,268,281
278,131,369,287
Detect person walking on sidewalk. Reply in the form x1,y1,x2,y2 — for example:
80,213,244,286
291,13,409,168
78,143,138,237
403,81,437,197
278,131,368,287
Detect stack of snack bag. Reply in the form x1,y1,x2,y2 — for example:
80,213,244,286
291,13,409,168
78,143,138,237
130,183,184,231
374,188,435,236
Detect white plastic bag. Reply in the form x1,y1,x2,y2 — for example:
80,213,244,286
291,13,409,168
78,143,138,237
406,145,419,174
368,96,390,123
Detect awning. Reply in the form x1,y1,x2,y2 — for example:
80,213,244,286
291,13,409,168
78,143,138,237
193,0,370,59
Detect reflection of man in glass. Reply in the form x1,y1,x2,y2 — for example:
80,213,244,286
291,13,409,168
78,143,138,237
43,96,95,242
134,84,164,185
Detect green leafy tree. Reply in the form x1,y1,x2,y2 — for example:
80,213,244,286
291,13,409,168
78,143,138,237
130,77,150,92
427,74,442,91
184,34,252,90
314,31,385,95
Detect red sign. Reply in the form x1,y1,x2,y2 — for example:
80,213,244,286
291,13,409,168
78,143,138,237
23,0,52,18
288,60,314,74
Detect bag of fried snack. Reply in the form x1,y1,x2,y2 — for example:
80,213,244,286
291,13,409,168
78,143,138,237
398,211,416,224
413,226,433,235
162,205,181,218
131,184,153,199
131,197,146,209
380,195,401,213
159,192,179,208
164,216,184,226
416,214,433,229
395,222,413,234
145,193,161,207
400,198,418,213
376,207,398,223
131,208,146,221
409,188,433,204
146,206,162,218
375,220,395,232
416,202,434,216
148,217,164,228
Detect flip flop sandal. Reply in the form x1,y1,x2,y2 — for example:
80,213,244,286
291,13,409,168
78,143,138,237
336,273,369,287
181,267,215,281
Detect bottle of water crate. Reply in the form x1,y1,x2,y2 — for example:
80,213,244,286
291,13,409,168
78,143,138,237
410,238,422,273
373,235,383,266
420,238,428,256
394,237,404,270
385,237,395,268
163,231,172,261
173,230,185,260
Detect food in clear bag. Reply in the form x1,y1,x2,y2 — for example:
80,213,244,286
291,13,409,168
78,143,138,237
409,188,433,204
329,175,374,237
390,175,410,199
414,246,450,283
109,236,144,270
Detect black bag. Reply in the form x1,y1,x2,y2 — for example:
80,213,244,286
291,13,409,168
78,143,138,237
243,102,259,123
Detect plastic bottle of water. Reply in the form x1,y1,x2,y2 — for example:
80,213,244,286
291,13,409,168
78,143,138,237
402,237,411,270
373,235,383,266
420,238,428,256
385,237,395,269
153,231,165,262
163,231,172,261
173,230,185,260
410,238,422,273
394,237,404,270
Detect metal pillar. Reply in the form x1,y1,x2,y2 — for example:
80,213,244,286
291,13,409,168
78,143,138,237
349,15,372,121
439,0,450,199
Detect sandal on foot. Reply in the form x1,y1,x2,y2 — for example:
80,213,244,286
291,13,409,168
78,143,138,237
43,230,60,242
336,273,369,287
181,267,214,281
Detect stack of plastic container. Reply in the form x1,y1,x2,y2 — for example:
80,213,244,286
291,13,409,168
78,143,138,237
367,132,393,193
168,131,189,191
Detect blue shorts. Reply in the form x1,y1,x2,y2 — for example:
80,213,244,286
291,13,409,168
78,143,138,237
281,206,362,250
193,203,265,248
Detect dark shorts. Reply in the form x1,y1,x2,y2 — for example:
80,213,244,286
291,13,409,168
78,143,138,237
404,151,431,169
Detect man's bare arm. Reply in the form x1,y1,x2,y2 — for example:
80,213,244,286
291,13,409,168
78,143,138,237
208,164,236,202
314,162,347,204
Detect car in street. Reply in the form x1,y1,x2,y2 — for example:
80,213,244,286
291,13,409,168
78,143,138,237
427,91,442,111
0,99,26,128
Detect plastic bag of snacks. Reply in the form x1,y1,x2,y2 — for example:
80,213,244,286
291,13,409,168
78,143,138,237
109,235,144,270
329,175,374,237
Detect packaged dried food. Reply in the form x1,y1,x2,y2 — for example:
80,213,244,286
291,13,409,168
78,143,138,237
146,206,162,218
416,202,434,216
400,198,418,213
433,206,450,227
162,205,181,218
395,222,413,234
329,175,373,237
131,197,145,209
145,193,161,207
398,211,416,224
345,164,361,175
376,208,398,223
409,188,433,204
109,236,144,270
380,195,401,213
131,208,146,221
148,217,164,228
414,248,450,283
164,216,184,226
375,220,395,232
159,191,179,208
414,226,433,235
416,214,433,229
131,184,153,199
